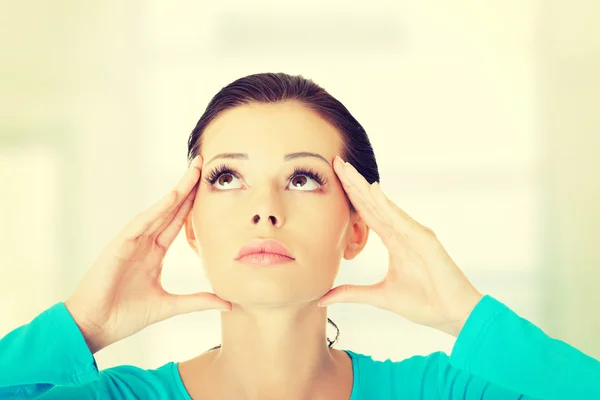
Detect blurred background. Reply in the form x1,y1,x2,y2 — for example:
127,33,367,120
1,1,599,369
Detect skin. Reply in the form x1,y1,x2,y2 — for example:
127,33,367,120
181,101,369,399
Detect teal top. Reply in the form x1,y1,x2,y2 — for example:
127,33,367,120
1,295,599,399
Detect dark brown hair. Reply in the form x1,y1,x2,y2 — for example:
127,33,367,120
187,72,380,351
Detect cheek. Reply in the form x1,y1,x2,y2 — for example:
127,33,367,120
297,199,350,260
192,189,247,263
192,193,226,252
191,200,234,286
193,188,350,260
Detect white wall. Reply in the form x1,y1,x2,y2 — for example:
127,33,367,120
1,0,598,369
539,0,600,357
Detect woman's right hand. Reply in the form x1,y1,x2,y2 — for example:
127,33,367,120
64,155,231,354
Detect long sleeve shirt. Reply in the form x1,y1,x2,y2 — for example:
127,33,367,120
1,295,599,399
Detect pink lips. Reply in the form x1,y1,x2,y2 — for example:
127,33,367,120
235,239,295,266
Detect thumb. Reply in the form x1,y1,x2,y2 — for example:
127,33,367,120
317,284,380,308
163,292,232,318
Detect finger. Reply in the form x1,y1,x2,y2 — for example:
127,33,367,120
336,158,387,221
121,156,202,239
146,156,203,234
155,181,198,250
333,157,374,205
333,158,392,239
151,172,200,237
317,284,382,308
370,181,425,232
163,292,232,318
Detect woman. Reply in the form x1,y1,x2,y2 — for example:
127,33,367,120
1,73,599,399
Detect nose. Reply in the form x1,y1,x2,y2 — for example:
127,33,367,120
248,188,285,229
252,213,282,227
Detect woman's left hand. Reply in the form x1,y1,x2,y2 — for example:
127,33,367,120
317,156,484,337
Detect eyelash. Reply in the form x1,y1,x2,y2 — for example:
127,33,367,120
204,163,328,188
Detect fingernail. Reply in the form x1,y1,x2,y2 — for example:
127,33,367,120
192,155,202,167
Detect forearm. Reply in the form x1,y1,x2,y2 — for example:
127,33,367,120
449,295,600,399
433,290,484,338
0,303,100,394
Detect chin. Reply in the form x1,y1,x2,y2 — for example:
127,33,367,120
213,281,331,309
205,258,337,307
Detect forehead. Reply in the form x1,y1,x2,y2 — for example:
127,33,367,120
200,101,342,158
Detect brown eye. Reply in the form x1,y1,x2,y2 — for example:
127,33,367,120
218,174,234,186
291,175,307,187
287,174,319,191
213,173,242,190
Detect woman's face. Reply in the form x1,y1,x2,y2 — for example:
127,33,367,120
185,101,369,306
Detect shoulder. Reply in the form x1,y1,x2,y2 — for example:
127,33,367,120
25,362,184,400
346,348,525,399
346,348,450,376
344,349,450,399
98,361,187,399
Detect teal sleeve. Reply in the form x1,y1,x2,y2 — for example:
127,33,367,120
448,294,600,399
0,303,185,400
0,302,103,399
352,295,600,399
352,350,539,399
391,351,539,399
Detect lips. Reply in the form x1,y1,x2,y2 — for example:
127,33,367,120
235,238,295,260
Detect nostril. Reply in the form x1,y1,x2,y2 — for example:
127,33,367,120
252,214,279,225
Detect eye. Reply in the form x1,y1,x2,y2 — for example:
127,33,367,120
214,173,242,190
205,164,327,191
286,166,327,191
205,164,243,190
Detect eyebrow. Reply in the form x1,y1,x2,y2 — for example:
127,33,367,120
206,152,330,165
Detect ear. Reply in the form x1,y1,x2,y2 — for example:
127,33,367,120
343,212,370,260
184,213,200,255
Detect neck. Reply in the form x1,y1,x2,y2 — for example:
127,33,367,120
209,302,345,399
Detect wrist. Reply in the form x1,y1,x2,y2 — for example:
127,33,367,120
437,290,483,337
64,300,108,354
